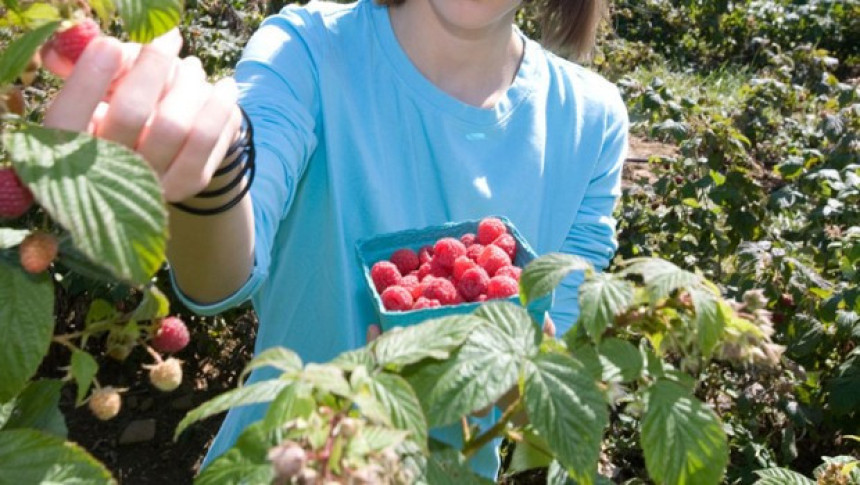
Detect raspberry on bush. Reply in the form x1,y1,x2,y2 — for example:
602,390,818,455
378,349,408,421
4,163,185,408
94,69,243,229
19,231,59,274
151,316,190,353
0,167,34,219
52,18,101,63
88,387,122,421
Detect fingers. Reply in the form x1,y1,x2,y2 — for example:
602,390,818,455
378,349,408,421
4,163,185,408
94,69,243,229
542,314,556,338
43,37,123,132
366,324,382,343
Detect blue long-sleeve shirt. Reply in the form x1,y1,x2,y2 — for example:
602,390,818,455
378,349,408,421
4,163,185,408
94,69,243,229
171,0,628,476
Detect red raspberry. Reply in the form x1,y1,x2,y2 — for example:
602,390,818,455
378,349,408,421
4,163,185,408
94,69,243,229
433,237,467,268
151,316,190,353
428,257,451,278
457,267,490,301
422,277,459,305
477,245,512,277
412,297,441,310
418,245,434,265
466,244,484,262
460,233,476,247
477,217,507,245
19,231,59,274
495,265,522,281
492,234,517,260
400,274,421,299
417,262,432,280
487,275,519,299
371,261,401,293
52,18,101,63
389,248,419,275
0,168,34,219
381,286,413,311
453,255,477,281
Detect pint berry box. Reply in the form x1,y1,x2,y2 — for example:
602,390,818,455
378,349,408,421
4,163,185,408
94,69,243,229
356,216,553,331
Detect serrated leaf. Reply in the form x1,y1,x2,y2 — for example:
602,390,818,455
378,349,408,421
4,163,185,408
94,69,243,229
597,338,643,383
0,429,114,484
332,348,375,371
350,365,392,427
348,426,410,456
0,263,54,402
577,273,635,343
114,0,181,43
261,382,314,432
507,429,553,474
425,448,494,485
129,285,169,321
239,347,302,383
71,351,98,407
523,353,607,485
57,235,124,284
373,315,484,368
519,253,591,305
4,125,168,285
194,422,275,485
621,258,703,303
753,467,815,485
690,290,725,359
0,21,58,85
641,380,728,485
300,364,350,397
474,301,540,356
406,324,522,426
2,380,66,438
369,373,428,449
175,379,290,439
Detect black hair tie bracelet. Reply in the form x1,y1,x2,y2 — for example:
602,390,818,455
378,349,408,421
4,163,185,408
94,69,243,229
170,107,256,216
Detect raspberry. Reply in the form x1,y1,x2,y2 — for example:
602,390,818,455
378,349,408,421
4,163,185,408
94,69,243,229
418,245,434,265
400,274,421,299
433,237,467,268
412,297,441,309
147,357,183,392
88,387,122,421
389,248,419,275
268,441,306,480
477,245,512,277
457,267,490,301
460,233,476,247
428,257,451,278
52,18,101,63
0,168,34,219
371,261,401,294
492,234,517,260
417,262,432,280
422,277,459,305
19,231,59,274
487,275,519,299
466,244,484,262
495,265,522,281
151,316,190,353
477,217,507,245
381,285,413,311
453,255,477,281
475,294,488,302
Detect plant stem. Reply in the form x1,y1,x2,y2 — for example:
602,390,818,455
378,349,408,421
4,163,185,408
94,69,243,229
462,397,522,459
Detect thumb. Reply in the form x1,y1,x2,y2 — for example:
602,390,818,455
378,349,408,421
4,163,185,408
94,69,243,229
366,324,382,343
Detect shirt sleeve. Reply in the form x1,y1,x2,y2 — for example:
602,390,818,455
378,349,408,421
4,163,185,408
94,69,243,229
171,8,321,316
549,88,629,335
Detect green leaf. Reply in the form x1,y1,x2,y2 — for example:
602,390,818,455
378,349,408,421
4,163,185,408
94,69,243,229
827,348,860,415
129,285,169,322
2,380,67,438
348,426,410,456
0,263,54,402
474,301,540,356
114,0,181,43
520,253,591,305
621,258,703,303
57,236,124,284
690,290,725,359
406,324,522,426
4,125,168,285
299,364,350,397
373,315,484,367
0,429,114,484
507,429,553,473
261,382,314,431
349,365,392,427
523,352,608,485
641,380,728,485
597,338,643,383
332,348,376,371
577,273,635,342
88,0,116,26
194,422,275,485
85,299,119,329
70,351,99,407
239,347,302,383
175,379,290,439
4,3,61,27
369,373,428,449
425,448,494,485
753,468,815,485
0,21,58,85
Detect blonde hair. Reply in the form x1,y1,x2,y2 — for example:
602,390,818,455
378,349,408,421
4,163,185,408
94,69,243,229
374,0,607,61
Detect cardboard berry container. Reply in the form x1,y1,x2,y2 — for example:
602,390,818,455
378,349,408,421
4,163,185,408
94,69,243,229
356,216,553,332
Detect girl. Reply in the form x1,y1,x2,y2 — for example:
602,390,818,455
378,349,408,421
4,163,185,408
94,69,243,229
42,0,627,478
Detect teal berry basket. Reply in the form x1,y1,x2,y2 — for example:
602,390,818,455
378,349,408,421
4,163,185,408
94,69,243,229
356,216,553,332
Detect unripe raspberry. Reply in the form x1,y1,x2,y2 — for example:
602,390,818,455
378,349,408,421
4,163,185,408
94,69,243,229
19,231,59,274
339,417,360,438
147,357,183,392
267,441,306,480
492,234,517,260
495,265,522,281
0,168,34,219
151,316,190,353
297,468,318,485
52,18,101,63
389,248,419,275
477,244,512,277
453,255,477,281
381,285,413,311
433,238,467,268
106,326,138,361
371,261,401,294
460,233,476,247
487,275,519,299
457,267,490,301
88,387,122,421
477,217,507,245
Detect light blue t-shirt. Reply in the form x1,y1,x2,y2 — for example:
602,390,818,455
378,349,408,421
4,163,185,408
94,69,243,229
173,0,628,478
